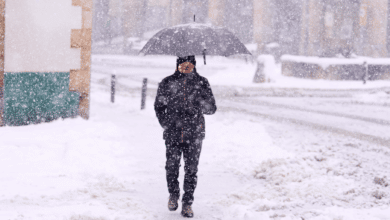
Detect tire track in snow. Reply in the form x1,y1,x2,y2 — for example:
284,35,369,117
219,105,390,148
332,100,390,108
229,98,390,126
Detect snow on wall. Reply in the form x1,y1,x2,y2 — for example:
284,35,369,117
281,55,390,70
4,0,82,72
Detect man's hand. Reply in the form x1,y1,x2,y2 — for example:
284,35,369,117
184,98,200,116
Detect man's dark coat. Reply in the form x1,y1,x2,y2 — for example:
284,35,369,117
154,69,217,142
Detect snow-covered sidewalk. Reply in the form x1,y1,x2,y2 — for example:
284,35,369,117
1,55,390,219
0,85,288,219
1,83,390,219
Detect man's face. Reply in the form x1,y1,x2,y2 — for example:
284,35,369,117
178,62,195,74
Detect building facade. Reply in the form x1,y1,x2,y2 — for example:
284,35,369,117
96,0,390,58
0,0,92,126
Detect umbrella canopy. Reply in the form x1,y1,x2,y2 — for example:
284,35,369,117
139,23,251,58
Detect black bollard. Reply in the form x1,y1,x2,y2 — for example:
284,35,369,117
111,74,116,103
141,78,148,110
362,62,367,84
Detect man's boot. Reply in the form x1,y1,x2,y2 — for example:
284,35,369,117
168,195,179,211
181,204,194,218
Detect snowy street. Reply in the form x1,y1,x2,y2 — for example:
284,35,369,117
1,55,390,219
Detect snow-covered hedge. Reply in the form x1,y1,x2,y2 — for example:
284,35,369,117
281,55,390,80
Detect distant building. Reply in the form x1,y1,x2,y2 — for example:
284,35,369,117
97,0,390,58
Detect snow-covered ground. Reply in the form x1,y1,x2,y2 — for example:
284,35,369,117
1,55,390,219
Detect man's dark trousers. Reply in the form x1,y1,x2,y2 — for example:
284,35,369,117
165,138,202,206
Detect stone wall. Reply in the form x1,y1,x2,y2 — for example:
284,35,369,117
0,0,92,126
282,55,390,81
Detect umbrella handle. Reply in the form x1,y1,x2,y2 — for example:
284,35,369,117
203,49,206,65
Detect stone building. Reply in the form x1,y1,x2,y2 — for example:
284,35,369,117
0,0,93,126
96,0,390,58
297,0,389,58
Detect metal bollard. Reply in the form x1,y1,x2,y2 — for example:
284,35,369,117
141,78,148,110
111,74,116,103
363,62,368,84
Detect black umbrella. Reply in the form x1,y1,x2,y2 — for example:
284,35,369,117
139,23,251,64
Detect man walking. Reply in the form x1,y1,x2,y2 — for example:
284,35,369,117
154,56,217,218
